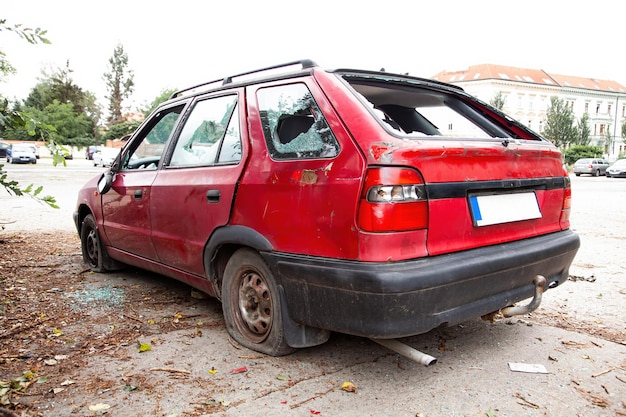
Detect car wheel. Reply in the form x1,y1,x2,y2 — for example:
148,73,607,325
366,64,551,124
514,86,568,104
594,169,600,177
80,213,125,273
575,173,580,176
221,248,294,356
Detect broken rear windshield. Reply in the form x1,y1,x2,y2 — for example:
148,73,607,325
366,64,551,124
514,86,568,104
343,76,533,141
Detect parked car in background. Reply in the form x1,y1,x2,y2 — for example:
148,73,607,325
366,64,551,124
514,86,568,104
74,60,579,357
0,141,9,158
573,158,609,176
21,141,40,159
7,143,37,164
92,147,119,167
606,159,626,178
86,146,100,160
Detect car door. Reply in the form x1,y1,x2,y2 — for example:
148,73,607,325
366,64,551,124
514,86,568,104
101,103,186,260
149,92,246,276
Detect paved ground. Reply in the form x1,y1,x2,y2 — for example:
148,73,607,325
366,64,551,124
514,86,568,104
0,158,625,417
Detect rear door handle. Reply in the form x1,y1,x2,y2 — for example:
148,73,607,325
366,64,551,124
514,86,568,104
206,189,220,203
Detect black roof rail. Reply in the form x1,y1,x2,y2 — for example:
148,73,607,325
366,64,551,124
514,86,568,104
332,68,465,91
169,59,318,100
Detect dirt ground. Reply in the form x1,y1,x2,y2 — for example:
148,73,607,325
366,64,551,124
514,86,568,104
1,162,625,417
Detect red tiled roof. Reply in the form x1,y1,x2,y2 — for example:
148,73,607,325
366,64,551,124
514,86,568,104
432,64,626,93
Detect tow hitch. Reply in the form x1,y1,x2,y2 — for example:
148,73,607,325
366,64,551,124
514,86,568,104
372,275,548,367
501,275,547,318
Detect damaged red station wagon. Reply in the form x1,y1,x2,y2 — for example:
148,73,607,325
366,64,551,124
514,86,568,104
74,60,579,356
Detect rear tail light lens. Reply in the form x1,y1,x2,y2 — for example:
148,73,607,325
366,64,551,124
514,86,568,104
560,167,571,228
367,184,426,202
358,167,428,232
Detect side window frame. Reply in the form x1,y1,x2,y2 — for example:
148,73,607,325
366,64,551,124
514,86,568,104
165,93,242,169
256,82,340,160
119,102,188,172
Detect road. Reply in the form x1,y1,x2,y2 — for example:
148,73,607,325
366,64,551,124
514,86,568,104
1,158,625,417
1,157,102,232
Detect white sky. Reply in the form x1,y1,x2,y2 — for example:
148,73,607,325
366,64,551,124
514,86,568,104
2,0,626,111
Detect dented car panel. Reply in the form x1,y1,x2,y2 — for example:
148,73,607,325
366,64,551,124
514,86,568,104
74,60,579,356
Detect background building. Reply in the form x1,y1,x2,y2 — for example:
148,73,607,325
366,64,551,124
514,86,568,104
432,64,626,160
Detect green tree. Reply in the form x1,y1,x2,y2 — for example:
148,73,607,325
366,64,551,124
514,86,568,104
543,96,578,148
489,91,506,111
575,112,591,145
0,19,57,208
102,121,141,142
103,43,134,125
13,63,101,151
604,128,614,155
38,100,92,143
142,88,177,117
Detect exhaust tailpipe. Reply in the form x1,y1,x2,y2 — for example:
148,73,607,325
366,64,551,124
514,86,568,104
501,275,547,318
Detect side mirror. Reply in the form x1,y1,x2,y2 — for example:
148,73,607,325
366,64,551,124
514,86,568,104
97,170,113,195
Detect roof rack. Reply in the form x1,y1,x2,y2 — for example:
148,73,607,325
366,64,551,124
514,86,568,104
169,59,317,100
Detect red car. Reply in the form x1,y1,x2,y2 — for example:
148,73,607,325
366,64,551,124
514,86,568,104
74,60,579,356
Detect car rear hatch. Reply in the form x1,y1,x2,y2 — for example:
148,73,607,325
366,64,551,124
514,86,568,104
323,70,571,258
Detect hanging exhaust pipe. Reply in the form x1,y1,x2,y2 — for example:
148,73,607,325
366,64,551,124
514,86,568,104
370,338,437,366
501,275,547,318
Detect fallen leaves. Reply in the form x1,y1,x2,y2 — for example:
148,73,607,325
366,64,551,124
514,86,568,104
0,371,43,406
137,342,152,352
341,381,357,393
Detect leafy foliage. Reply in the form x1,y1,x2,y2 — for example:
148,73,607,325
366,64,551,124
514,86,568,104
142,88,177,117
0,19,57,208
575,112,591,145
489,91,506,111
562,145,604,165
543,96,578,148
0,19,50,45
0,164,59,208
12,63,100,147
103,121,141,142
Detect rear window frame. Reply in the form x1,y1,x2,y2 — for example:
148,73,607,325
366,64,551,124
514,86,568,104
338,73,543,142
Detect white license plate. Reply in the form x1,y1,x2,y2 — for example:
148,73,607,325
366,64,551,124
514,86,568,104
469,192,541,227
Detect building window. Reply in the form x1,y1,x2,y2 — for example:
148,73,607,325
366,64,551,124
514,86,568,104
599,124,605,134
584,102,589,112
608,104,612,115
596,103,601,114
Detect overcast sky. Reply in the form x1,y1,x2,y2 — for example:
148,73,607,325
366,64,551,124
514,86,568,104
3,0,626,111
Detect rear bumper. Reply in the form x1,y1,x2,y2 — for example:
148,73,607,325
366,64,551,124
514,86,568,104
263,230,579,339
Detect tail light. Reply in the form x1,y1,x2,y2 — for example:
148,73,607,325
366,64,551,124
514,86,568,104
357,167,429,232
560,166,571,229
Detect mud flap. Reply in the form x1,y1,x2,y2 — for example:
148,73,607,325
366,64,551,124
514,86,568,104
279,287,330,348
